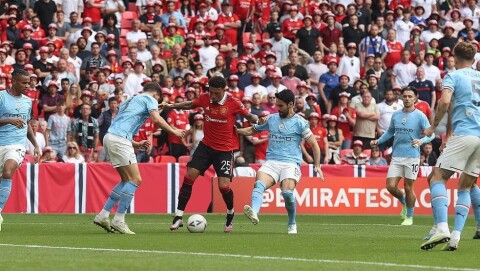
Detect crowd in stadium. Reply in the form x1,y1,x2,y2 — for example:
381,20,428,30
6,0,467,166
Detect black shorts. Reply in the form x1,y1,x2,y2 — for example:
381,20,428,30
187,141,234,179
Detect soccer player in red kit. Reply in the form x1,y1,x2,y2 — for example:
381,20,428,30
165,76,258,233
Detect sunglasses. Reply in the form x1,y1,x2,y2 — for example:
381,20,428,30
68,147,76,149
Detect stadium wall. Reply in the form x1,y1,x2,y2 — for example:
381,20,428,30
3,163,461,215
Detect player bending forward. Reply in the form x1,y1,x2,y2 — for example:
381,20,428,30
371,86,434,226
237,89,324,234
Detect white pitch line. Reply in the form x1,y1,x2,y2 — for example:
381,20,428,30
0,243,477,271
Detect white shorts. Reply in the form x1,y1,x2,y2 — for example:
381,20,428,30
103,133,137,168
258,160,301,183
436,135,480,177
0,145,26,174
387,157,420,180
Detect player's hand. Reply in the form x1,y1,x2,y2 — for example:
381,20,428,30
424,127,435,137
258,116,268,125
33,146,40,163
9,118,24,128
370,140,378,148
314,165,325,181
159,102,173,110
439,142,447,152
411,139,422,148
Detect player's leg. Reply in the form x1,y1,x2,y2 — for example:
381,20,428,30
94,169,125,233
279,163,301,234
424,170,437,240
244,169,276,225
385,158,406,219
213,150,236,232
401,178,416,226
470,181,480,239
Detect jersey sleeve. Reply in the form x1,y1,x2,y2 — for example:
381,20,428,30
420,111,431,130
233,99,249,116
442,72,455,92
144,95,159,113
253,116,269,132
192,94,206,108
299,118,313,140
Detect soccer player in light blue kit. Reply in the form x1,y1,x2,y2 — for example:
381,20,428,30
371,86,434,226
0,69,40,231
237,89,324,234
93,82,185,234
421,42,480,251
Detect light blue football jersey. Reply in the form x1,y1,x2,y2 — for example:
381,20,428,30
0,91,32,146
107,94,158,141
442,68,480,137
254,113,312,165
377,109,432,158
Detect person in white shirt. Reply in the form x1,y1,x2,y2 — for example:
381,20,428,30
244,73,268,102
411,0,436,18
60,0,84,23
126,20,147,48
419,20,443,47
421,52,441,87
461,0,480,29
376,89,404,136
394,11,414,45
67,44,82,80
337,42,360,87
270,27,292,66
392,50,417,88
27,119,46,155
123,61,147,97
136,38,152,63
198,34,219,76
307,50,328,94
266,73,287,94
257,52,282,79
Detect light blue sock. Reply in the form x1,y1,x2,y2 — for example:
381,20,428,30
430,182,448,224
103,181,125,211
251,181,266,214
406,207,414,218
282,190,296,226
453,190,471,232
400,194,406,206
0,179,12,210
470,186,480,228
117,181,138,214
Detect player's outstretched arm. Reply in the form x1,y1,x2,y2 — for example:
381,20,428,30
305,134,324,181
27,121,40,161
162,101,196,110
150,110,186,139
426,88,452,136
236,126,258,136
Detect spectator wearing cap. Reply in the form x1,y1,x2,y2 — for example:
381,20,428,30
33,46,55,82
439,25,458,51
420,20,443,45
33,0,57,31
80,42,106,76
139,2,161,32
68,103,100,161
342,140,370,164
338,43,361,87
359,24,388,66
461,0,480,29
393,9,414,45
408,66,436,109
160,0,187,28
227,75,243,100
270,26,292,66
187,3,210,31
328,74,356,113
301,112,329,164
100,34,121,59
376,88,403,142
13,24,40,51
352,90,379,149
217,2,241,48
320,14,343,50
392,50,418,88
342,15,366,53
234,60,252,91
40,82,65,121
4,14,20,42
42,23,64,56
411,6,427,26
295,15,321,55
331,91,356,149
164,23,185,50
442,11,461,38
123,61,148,97
199,34,219,76
458,18,478,41
181,33,200,69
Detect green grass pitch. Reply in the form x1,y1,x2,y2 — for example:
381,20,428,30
0,214,478,271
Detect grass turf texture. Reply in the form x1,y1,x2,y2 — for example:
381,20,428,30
0,214,478,271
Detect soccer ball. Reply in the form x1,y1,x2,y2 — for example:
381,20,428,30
187,214,207,233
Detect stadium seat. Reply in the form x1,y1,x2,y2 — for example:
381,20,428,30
178,155,190,164
128,2,137,12
120,29,129,38
363,149,372,157
122,11,138,20
154,155,177,163
340,149,352,158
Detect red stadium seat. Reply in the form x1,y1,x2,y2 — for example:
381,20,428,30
128,3,137,12
154,155,177,163
178,155,190,164
120,29,129,38
340,149,352,158
122,11,138,20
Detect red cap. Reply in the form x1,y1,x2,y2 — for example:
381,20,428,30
228,74,239,81
309,112,321,119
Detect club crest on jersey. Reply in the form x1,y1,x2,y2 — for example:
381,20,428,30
401,117,407,124
15,103,20,111
279,123,285,129
220,107,228,115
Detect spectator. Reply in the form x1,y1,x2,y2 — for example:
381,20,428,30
198,34,219,75
326,115,343,164
68,103,100,162
342,15,365,50
166,96,189,159
394,9,414,45
126,20,147,48
385,29,403,69
422,142,437,166
359,24,388,66
217,2,240,48
420,20,443,45
270,26,292,66
369,147,388,165
40,146,57,163
367,74,384,102
301,112,329,164
40,81,65,121
377,88,404,138
262,93,278,114
331,92,356,150
280,52,309,81
123,61,147,97
169,56,189,79
392,50,417,88
337,43,361,86
328,74,356,113
98,97,118,143
207,55,229,79
342,140,370,165
63,141,85,163
408,67,436,109
27,119,47,156
184,114,204,155
266,73,287,95
232,156,256,177
353,90,379,149
34,0,57,31
295,15,321,56
245,73,268,102
251,111,270,164
320,14,343,50
46,99,70,155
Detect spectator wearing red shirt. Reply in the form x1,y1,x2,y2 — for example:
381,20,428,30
331,92,356,149
83,0,103,31
40,24,64,56
281,6,304,41
217,2,241,46
385,29,403,68
414,98,433,124
251,111,270,163
214,24,233,57
320,14,343,49
227,74,244,100
166,96,190,159
26,74,42,120
132,118,156,163
30,16,46,42
188,3,211,32
167,76,258,233
302,112,329,164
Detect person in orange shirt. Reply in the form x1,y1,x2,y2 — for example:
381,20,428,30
301,112,329,164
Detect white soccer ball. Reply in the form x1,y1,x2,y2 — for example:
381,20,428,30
187,214,207,233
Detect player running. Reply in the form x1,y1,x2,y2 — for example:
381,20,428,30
371,86,434,226
421,42,480,251
237,89,324,234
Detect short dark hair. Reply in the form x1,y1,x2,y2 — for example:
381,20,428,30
108,96,117,103
208,76,227,89
12,69,29,79
143,82,161,93
56,99,66,106
402,86,418,96
275,89,295,105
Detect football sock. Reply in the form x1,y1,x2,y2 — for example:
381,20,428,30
430,182,449,232
101,181,125,216
251,181,266,213
406,207,414,218
0,179,12,210
470,186,480,229
400,194,406,206
177,176,195,212
115,181,138,219
453,190,470,233
282,190,296,226
219,186,234,210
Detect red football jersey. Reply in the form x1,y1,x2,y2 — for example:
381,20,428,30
217,13,240,46
166,109,189,144
306,126,327,151
192,92,249,151
252,130,269,161
415,101,432,119
281,18,304,40
231,0,253,20
331,106,356,140
133,118,155,142
385,41,403,68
